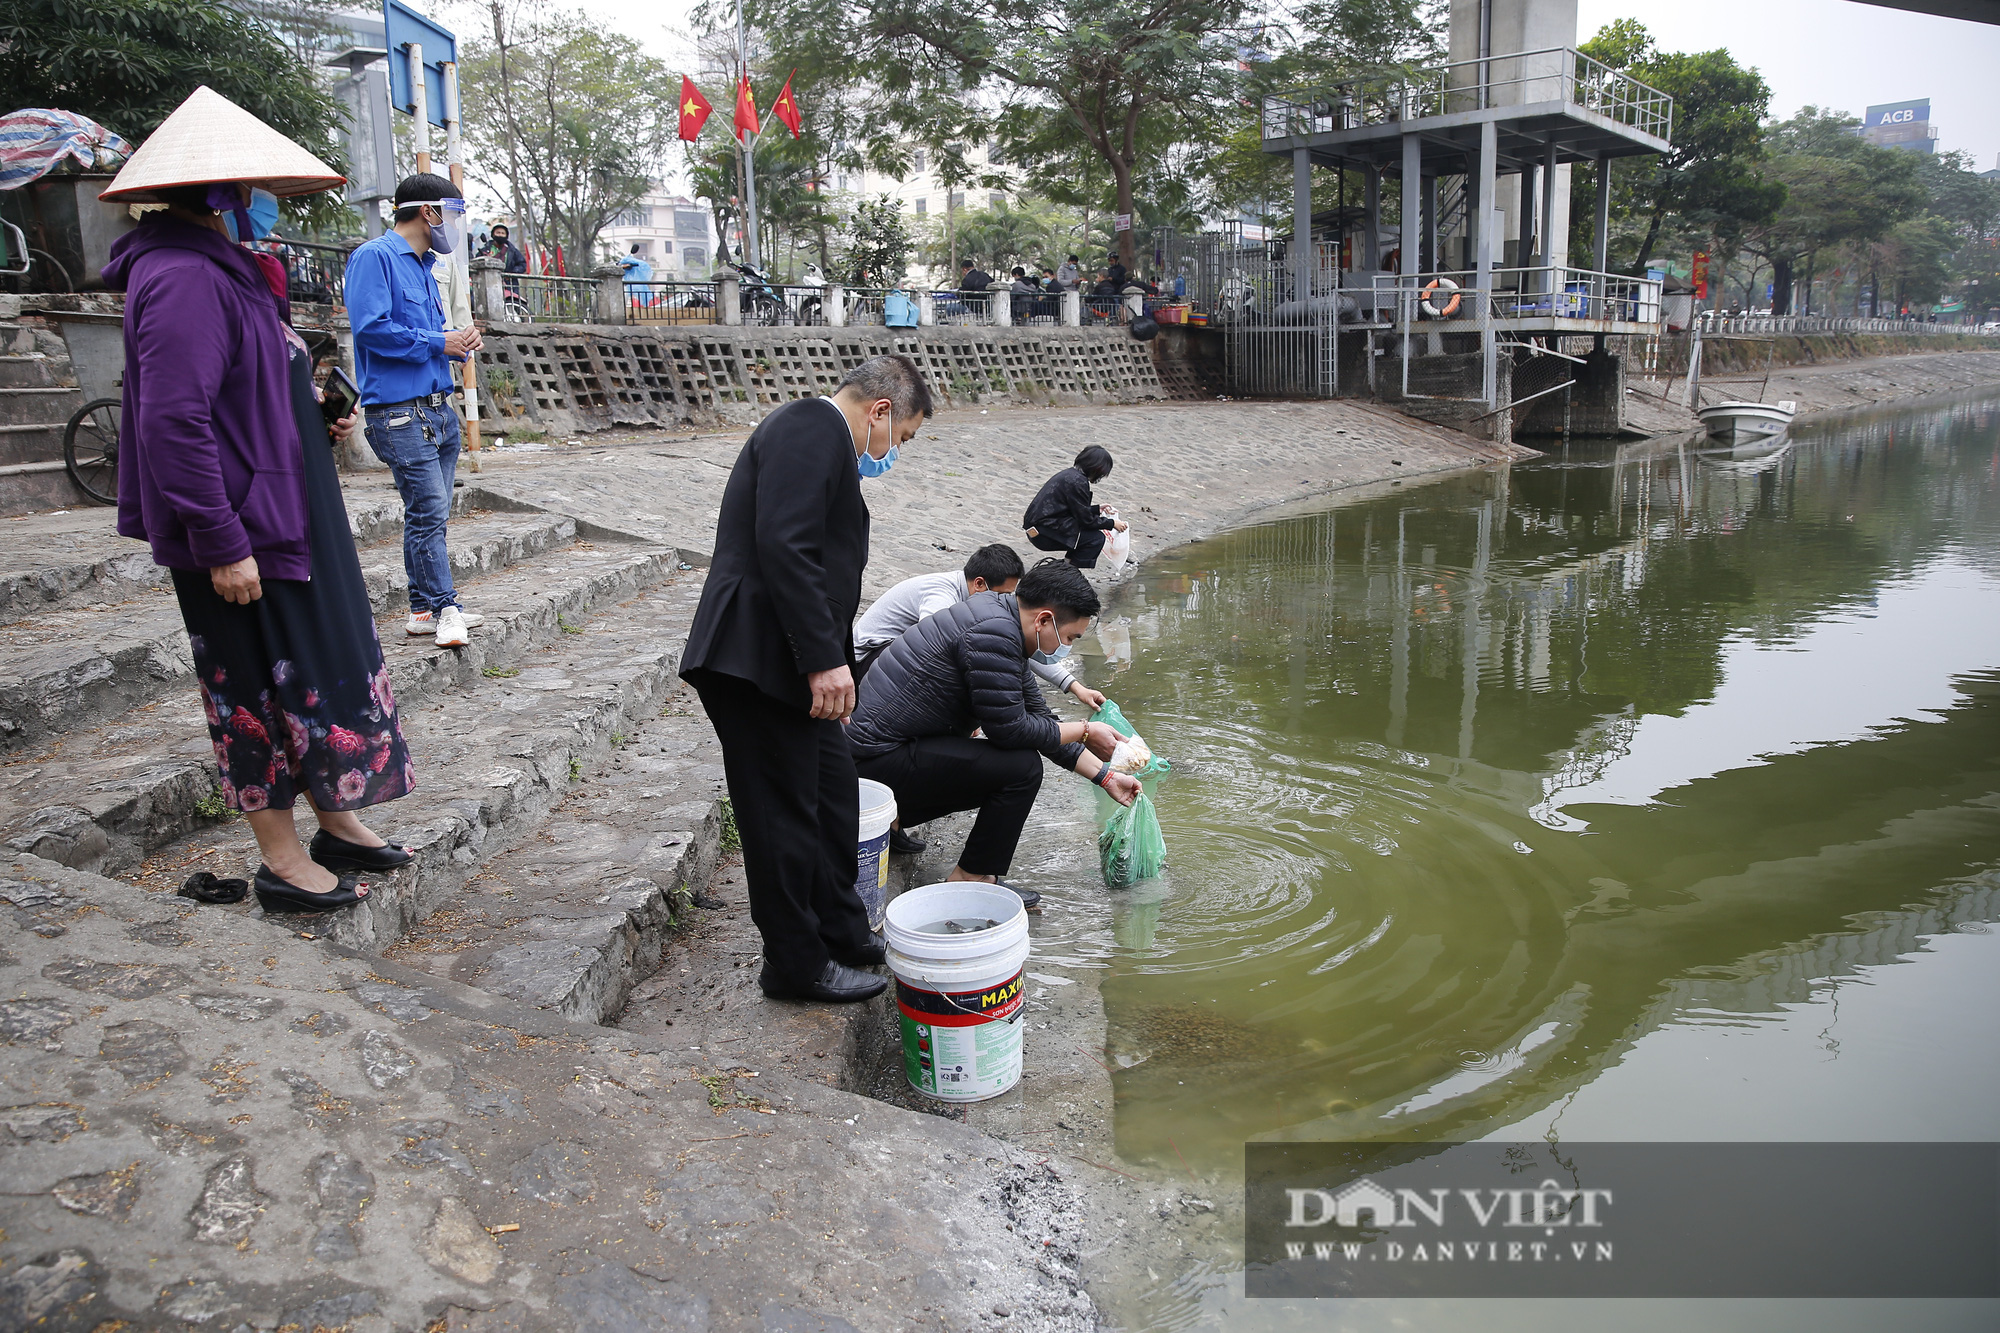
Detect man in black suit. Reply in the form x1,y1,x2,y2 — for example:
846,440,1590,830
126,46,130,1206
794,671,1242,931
681,354,934,1003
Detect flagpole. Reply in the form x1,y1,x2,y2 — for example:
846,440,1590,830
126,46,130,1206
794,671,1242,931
736,0,761,269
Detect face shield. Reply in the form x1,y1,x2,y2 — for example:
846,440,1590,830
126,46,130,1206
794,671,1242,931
428,197,468,258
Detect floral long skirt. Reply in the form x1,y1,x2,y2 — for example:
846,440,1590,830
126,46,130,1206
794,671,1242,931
168,362,413,813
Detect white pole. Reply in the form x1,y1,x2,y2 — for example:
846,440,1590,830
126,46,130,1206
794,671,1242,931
407,41,430,174
442,61,480,471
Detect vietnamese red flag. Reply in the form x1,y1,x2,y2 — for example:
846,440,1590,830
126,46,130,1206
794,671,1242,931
733,75,759,142
770,72,802,139
678,76,713,141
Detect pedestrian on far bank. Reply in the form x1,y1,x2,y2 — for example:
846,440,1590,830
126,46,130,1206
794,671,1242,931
482,223,527,275
959,258,993,319
345,172,484,648
680,354,935,1004
100,86,417,916
1023,446,1125,569
1057,254,1081,288
1008,266,1037,321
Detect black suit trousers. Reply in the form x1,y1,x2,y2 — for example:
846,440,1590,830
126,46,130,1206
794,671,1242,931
693,671,874,980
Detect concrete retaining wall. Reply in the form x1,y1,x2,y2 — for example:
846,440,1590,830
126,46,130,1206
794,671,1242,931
1618,330,1992,378
471,323,1207,437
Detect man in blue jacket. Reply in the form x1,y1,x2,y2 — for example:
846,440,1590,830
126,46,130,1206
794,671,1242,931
344,173,485,648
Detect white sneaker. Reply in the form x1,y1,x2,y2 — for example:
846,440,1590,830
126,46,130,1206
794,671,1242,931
434,605,470,648
407,608,484,636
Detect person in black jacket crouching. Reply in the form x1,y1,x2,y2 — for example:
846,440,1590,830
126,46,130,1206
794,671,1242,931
681,353,933,1003
1024,445,1127,568
847,559,1142,911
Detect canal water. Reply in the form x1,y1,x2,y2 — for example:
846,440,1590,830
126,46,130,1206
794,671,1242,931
1017,392,2000,1330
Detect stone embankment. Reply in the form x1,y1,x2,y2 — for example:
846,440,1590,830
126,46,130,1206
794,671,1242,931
1623,348,2000,435
0,395,1514,1331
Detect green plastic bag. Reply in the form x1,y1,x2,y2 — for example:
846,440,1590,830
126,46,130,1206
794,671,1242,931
1090,701,1171,778
1100,791,1167,887
1091,700,1138,738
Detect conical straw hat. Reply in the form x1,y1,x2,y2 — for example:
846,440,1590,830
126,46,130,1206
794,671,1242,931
99,85,345,202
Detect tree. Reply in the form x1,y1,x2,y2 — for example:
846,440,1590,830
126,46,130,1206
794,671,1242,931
836,195,915,285
458,8,674,267
1200,1,1443,236
0,0,347,216
1571,23,1782,273
1744,107,1925,314
757,0,1254,272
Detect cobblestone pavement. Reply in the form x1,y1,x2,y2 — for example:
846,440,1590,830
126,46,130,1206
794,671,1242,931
462,396,1528,599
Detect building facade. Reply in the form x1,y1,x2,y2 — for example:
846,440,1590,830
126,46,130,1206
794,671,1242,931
597,185,716,276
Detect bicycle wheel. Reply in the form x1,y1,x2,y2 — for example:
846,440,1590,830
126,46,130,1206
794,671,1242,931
63,397,121,505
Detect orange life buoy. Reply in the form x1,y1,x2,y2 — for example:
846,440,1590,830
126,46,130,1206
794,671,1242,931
1422,277,1462,318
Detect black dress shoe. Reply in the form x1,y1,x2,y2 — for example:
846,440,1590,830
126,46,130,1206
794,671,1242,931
309,829,413,874
834,942,887,968
888,827,927,855
758,960,888,1003
995,878,1041,911
254,865,369,915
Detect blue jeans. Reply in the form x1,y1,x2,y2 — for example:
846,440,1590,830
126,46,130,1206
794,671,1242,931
364,400,461,614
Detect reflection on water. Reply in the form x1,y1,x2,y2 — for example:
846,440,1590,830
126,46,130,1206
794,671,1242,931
1058,394,2000,1326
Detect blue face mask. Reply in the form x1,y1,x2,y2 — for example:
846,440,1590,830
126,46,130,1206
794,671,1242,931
219,187,280,243
854,417,897,478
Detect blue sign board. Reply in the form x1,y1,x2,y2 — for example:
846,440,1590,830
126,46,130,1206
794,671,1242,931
383,1,456,128
1864,99,1929,128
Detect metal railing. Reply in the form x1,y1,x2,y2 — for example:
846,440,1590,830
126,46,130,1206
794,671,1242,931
931,289,996,326
1373,266,1662,326
737,283,829,326
270,239,354,307
1082,294,1128,325
1263,46,1673,146
507,274,597,323
841,288,897,326
1693,312,1985,337
626,281,719,324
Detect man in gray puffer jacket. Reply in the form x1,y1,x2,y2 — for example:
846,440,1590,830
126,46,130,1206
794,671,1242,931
848,559,1141,909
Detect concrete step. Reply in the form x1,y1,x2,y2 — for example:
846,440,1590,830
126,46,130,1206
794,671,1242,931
0,386,82,427
382,681,727,1024
89,567,716,991
0,537,688,870
0,489,418,624
0,510,585,752
0,465,93,515
0,353,58,388
0,420,72,469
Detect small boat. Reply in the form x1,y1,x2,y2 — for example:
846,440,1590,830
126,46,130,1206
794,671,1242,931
1697,399,1796,442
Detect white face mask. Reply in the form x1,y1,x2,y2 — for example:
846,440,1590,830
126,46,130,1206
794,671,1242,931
1029,616,1072,664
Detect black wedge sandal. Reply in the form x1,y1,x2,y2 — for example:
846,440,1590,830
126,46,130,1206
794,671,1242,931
254,865,369,915
309,830,414,874
177,872,249,905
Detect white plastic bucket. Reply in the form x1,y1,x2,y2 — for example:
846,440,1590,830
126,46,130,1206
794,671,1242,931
884,883,1031,1102
856,779,897,930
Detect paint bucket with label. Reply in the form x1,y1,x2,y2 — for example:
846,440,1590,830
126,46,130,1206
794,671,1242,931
884,883,1031,1102
856,779,897,930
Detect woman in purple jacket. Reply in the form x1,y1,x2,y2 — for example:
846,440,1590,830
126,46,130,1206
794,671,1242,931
99,87,416,915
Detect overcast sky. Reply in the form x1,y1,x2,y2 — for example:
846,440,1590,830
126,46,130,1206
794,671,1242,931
562,0,2000,183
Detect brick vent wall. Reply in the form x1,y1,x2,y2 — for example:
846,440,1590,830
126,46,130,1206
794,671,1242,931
472,324,1207,437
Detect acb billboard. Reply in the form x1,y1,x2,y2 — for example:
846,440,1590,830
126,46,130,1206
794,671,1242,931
1863,99,1934,153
